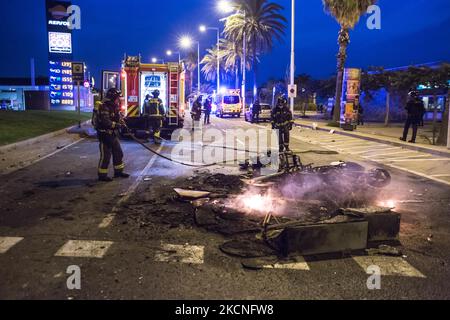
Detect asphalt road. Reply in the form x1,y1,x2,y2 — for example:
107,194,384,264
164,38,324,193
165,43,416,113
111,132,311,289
0,115,450,300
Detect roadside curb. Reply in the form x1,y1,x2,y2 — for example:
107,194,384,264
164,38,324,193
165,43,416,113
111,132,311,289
294,122,450,158
0,120,91,153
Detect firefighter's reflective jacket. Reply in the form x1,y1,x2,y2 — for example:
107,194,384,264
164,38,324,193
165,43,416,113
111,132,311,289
96,99,122,135
271,105,294,130
146,98,165,118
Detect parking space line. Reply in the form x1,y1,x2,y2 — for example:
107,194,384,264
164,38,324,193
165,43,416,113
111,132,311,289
0,237,24,254
154,243,204,265
353,256,426,278
55,240,114,258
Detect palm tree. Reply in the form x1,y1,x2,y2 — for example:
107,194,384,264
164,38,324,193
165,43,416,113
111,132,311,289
200,46,230,83
183,51,198,95
322,0,377,123
223,0,287,101
220,38,254,89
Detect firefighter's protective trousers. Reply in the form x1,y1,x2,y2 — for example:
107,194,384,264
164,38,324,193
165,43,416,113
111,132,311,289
98,132,125,177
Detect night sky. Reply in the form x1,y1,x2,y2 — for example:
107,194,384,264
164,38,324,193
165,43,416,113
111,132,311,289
0,0,449,87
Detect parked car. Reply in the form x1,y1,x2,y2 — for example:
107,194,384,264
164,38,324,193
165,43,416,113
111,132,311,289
0,99,13,110
245,103,272,123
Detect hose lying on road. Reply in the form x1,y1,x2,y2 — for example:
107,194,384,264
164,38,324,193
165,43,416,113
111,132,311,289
128,133,338,168
128,133,233,168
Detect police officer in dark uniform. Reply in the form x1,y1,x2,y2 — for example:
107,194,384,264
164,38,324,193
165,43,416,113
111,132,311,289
147,90,165,144
252,99,261,123
400,91,425,144
97,88,130,182
191,96,203,131
271,95,294,152
204,97,212,125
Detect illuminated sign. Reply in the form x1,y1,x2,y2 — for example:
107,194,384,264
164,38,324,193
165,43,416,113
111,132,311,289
49,60,74,107
49,32,72,54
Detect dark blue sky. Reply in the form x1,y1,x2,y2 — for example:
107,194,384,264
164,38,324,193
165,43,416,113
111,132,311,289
0,0,449,86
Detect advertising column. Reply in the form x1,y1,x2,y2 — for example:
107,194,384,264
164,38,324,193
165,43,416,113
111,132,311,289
46,0,74,110
341,68,361,131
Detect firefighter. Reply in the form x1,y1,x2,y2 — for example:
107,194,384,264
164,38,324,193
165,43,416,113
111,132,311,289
148,90,165,144
96,88,130,182
203,97,212,125
191,96,203,131
271,95,294,152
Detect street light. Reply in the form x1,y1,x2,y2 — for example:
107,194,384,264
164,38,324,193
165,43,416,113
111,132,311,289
199,24,221,98
217,0,234,13
180,36,201,95
289,0,296,114
166,50,181,64
217,1,247,109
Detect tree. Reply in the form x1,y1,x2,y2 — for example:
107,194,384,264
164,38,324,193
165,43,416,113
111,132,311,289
183,51,198,95
322,0,377,123
200,46,228,83
223,0,287,101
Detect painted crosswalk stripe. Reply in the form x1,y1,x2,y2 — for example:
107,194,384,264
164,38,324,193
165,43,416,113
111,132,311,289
365,150,412,158
154,243,204,265
387,158,450,163
353,256,426,278
0,237,24,254
263,257,310,271
55,240,113,258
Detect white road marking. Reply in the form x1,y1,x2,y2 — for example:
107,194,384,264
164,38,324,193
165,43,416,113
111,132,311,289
1,138,86,176
353,256,426,278
0,237,24,254
154,243,204,265
330,144,389,151
431,174,450,178
55,240,113,258
387,164,450,187
263,257,310,271
364,150,413,158
98,143,164,229
353,148,402,155
386,158,450,163
379,154,432,161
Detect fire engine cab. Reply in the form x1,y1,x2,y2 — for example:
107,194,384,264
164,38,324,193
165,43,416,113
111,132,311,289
120,55,186,134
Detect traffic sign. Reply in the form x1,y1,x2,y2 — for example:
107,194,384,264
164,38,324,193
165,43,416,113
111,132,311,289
288,84,297,98
72,62,85,82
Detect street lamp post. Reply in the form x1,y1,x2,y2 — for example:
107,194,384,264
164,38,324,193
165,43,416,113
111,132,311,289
217,0,246,107
200,25,221,98
180,36,201,95
290,0,295,114
166,50,181,64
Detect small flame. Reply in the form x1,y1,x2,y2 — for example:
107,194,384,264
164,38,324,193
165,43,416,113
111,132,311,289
379,199,396,208
233,189,285,215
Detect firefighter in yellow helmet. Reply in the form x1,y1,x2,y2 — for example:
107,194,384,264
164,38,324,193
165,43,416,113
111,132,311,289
148,90,165,144
95,88,130,182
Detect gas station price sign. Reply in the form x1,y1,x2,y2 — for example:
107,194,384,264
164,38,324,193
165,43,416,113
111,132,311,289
49,60,74,107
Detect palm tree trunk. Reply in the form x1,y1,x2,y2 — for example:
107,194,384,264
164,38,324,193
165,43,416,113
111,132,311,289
333,27,350,124
437,89,449,146
384,91,390,126
253,37,258,102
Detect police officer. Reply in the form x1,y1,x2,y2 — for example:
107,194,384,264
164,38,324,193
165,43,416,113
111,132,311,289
252,99,261,123
97,88,130,182
203,97,212,125
191,96,203,131
271,95,294,152
148,90,165,144
400,91,425,144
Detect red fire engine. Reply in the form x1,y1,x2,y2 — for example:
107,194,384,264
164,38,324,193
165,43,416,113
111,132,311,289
120,55,186,134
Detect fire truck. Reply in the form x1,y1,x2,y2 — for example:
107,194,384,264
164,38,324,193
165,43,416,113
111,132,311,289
120,55,186,134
